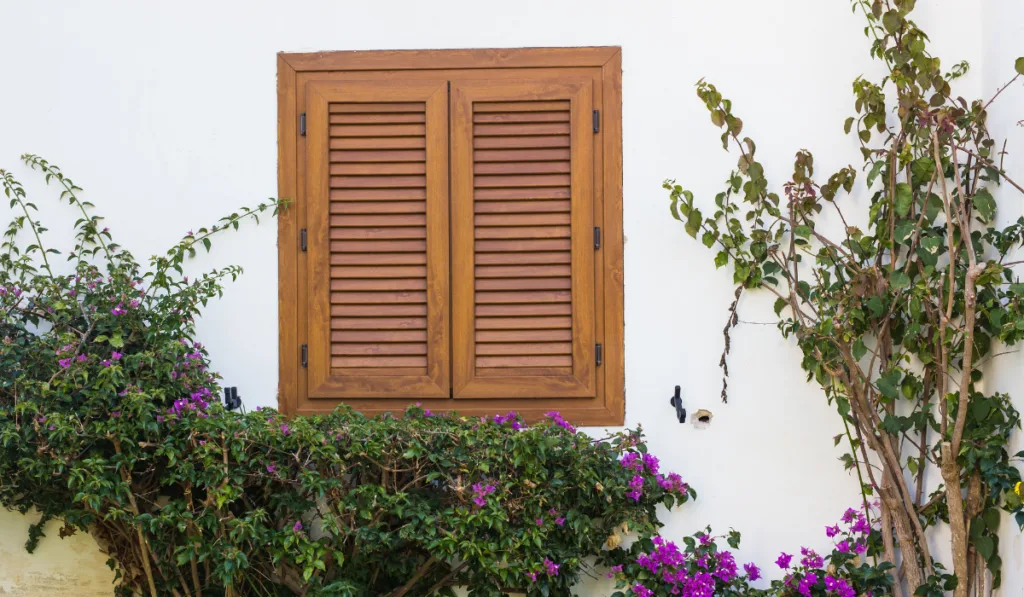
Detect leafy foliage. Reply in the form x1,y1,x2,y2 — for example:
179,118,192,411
667,2,1024,596
0,157,692,597
607,505,894,597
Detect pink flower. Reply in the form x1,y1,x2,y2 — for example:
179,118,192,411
744,562,761,581
111,351,123,360
293,521,302,532
266,464,277,474
543,558,559,576
555,517,565,527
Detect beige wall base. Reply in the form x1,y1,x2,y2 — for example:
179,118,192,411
0,510,115,597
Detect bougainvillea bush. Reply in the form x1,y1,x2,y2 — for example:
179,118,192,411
0,156,694,597
605,505,894,597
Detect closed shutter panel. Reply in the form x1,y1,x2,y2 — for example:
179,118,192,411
450,79,596,399
304,80,449,399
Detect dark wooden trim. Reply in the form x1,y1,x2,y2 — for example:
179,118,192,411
279,46,620,72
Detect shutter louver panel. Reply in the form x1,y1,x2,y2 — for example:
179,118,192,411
305,81,449,399
473,101,574,371
328,101,429,370
451,79,596,399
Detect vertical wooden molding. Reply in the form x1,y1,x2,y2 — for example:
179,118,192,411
601,49,625,425
277,54,299,416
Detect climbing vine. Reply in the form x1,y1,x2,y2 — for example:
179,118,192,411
667,2,1024,595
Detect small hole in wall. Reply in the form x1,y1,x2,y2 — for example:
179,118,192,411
693,409,713,430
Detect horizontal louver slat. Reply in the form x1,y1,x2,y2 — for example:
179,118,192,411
326,100,431,374
471,99,575,374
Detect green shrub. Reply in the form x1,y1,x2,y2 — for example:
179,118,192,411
0,156,692,597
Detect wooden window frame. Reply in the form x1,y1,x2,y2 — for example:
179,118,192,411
277,47,624,426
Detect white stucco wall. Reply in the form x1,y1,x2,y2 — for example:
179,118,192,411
983,0,1024,595
0,0,1019,595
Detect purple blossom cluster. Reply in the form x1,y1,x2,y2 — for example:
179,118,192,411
615,506,879,597
774,505,878,597
167,388,213,419
471,482,496,507
657,472,688,494
100,351,123,368
626,535,756,597
627,475,644,502
620,451,660,475
542,411,575,433
55,344,79,369
621,452,687,501
492,411,524,430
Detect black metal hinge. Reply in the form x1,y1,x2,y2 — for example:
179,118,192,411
300,228,307,252
596,343,603,366
301,344,308,368
593,110,600,133
594,226,601,249
299,113,306,137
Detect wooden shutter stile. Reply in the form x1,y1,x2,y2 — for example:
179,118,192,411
304,80,450,399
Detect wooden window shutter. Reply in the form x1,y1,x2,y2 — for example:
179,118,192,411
280,48,624,424
450,78,597,399
303,80,450,399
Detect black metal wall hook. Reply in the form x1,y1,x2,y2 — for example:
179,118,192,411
224,387,242,412
669,386,686,423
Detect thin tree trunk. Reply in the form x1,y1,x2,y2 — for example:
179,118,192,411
941,443,969,597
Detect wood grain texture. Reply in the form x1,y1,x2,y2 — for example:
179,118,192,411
303,79,449,400
450,77,596,400
280,48,623,425
277,55,300,417
280,47,619,72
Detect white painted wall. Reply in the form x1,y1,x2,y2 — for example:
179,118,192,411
982,1,1024,595
0,1,1019,595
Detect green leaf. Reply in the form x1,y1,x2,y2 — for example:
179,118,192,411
895,183,914,217
882,10,902,33
890,271,911,290
976,535,995,561
844,117,855,134
867,161,886,187
866,296,884,317
774,297,787,316
973,188,996,221
714,251,729,268
1016,57,1024,76
925,193,943,222
894,221,915,244
684,208,702,238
